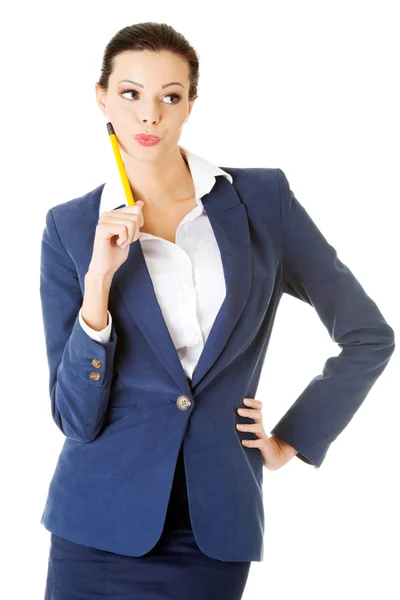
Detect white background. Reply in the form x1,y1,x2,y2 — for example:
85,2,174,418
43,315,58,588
1,1,399,598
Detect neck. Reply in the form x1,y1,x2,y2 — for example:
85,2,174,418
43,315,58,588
122,145,195,210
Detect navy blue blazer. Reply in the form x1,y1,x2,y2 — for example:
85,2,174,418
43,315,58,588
39,167,395,562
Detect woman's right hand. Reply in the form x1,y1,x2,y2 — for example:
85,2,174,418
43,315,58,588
87,200,145,277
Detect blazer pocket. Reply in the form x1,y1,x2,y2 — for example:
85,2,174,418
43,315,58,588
233,405,257,442
103,405,137,428
109,372,134,407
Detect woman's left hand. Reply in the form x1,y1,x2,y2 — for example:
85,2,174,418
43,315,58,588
236,398,299,471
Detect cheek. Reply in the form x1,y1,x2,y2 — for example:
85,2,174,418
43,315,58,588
103,108,127,132
165,105,188,126
167,119,187,135
107,100,132,120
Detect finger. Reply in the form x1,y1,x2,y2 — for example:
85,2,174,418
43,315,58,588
109,203,143,212
243,398,263,410
97,222,130,245
112,204,144,221
102,210,144,231
236,422,265,437
100,213,142,225
237,408,262,422
241,437,266,449
98,216,141,245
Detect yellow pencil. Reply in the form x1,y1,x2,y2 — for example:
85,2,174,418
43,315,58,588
106,122,135,206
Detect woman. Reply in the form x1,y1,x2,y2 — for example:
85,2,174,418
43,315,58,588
41,21,395,600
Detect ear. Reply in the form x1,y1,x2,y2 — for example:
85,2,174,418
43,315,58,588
186,96,197,121
95,83,108,118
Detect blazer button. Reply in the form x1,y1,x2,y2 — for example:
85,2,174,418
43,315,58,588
89,372,101,381
92,359,102,368
176,395,192,411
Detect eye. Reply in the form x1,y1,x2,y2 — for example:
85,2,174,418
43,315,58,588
163,93,181,104
120,90,181,104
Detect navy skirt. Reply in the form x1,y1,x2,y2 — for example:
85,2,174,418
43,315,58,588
44,445,251,599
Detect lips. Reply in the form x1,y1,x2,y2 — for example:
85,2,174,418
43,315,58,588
134,134,160,142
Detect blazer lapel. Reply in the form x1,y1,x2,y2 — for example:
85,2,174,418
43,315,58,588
95,175,252,395
190,176,252,391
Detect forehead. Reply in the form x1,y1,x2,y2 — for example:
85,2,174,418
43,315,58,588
110,50,189,83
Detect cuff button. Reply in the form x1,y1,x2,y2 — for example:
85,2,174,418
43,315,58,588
89,372,101,381
92,359,102,368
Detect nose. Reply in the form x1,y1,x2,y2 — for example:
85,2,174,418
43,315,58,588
141,117,159,125
138,109,160,126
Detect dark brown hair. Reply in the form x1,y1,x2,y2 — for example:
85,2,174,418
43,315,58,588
97,22,200,101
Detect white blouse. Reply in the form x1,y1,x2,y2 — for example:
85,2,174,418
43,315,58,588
79,146,233,381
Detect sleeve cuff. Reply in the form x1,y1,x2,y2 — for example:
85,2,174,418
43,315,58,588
79,308,112,343
270,419,330,468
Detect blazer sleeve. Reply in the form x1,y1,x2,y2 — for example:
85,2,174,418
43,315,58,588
270,168,395,468
40,208,118,442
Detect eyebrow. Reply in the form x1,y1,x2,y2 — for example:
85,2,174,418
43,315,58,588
117,79,184,89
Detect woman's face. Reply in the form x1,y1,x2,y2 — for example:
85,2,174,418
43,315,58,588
95,50,196,163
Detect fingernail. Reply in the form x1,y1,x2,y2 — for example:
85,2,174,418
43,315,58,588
243,398,251,405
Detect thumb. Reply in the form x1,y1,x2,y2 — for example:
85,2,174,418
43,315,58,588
136,200,144,207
